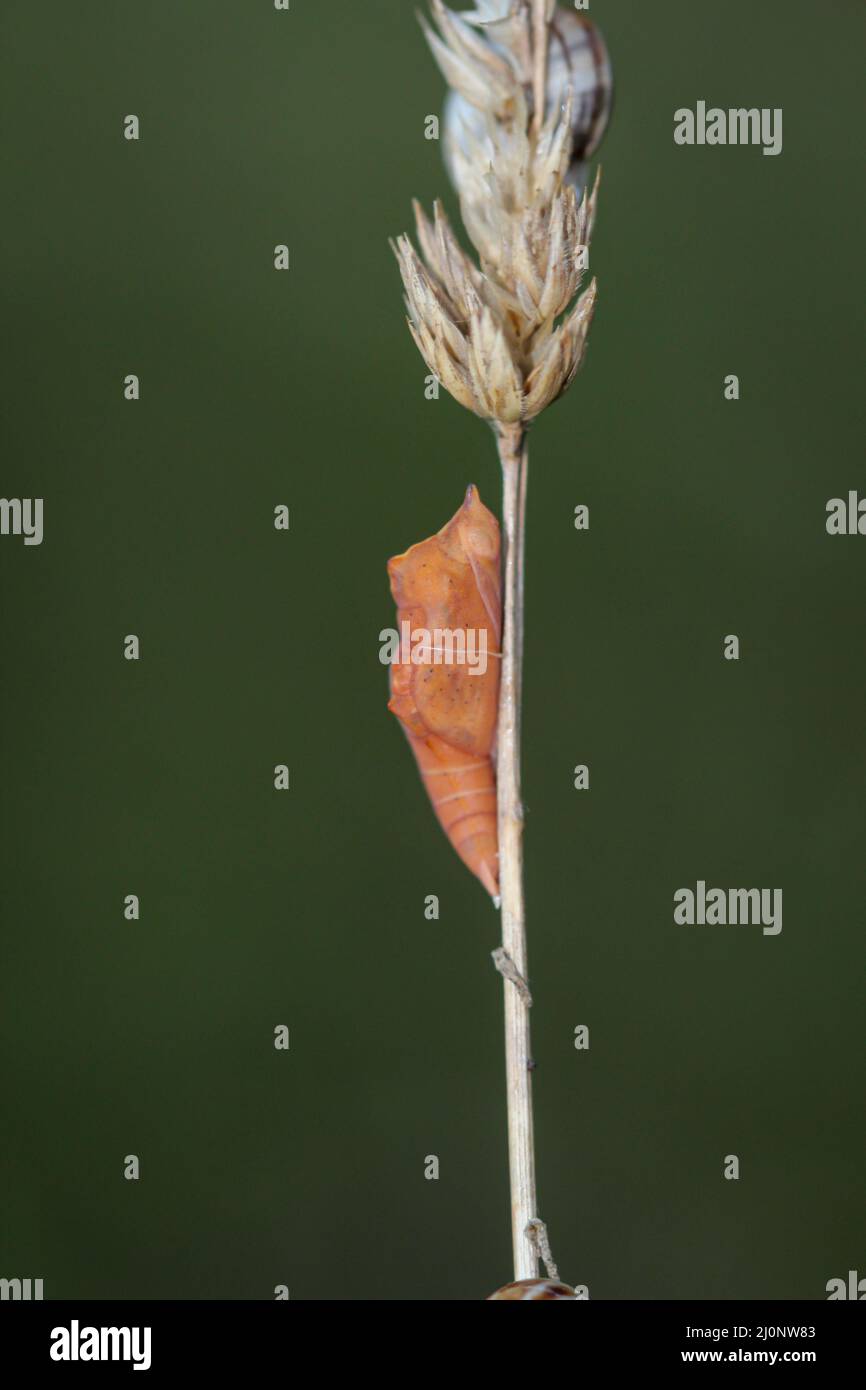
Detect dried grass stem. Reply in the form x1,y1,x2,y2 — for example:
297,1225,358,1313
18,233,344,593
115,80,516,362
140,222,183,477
496,421,537,1280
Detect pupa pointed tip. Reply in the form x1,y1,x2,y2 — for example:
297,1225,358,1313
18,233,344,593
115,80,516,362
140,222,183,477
463,483,487,515
478,856,500,902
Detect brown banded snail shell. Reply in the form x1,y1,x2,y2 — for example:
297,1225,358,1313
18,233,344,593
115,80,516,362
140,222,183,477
443,6,613,197
487,1278,582,1300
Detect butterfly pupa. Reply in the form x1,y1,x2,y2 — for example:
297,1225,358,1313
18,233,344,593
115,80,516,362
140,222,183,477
387,485,501,899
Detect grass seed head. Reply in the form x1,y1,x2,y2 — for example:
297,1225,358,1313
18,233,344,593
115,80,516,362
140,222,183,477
393,2,611,427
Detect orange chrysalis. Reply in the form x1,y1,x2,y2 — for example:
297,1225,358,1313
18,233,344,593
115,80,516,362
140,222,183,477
387,486,501,898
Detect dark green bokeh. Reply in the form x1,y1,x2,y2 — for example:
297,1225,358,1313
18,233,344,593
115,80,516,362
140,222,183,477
1,0,863,1300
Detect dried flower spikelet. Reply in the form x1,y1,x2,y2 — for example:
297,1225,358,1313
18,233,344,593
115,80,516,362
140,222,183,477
392,1,611,428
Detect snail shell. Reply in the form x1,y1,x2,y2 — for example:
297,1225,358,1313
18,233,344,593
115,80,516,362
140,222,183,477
487,1278,580,1300
547,10,613,166
443,8,613,196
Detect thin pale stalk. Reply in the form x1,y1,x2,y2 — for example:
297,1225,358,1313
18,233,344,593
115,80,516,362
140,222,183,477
496,421,537,1281
516,428,529,714
530,0,549,137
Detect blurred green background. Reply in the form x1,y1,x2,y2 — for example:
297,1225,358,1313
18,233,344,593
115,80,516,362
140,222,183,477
1,0,864,1300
